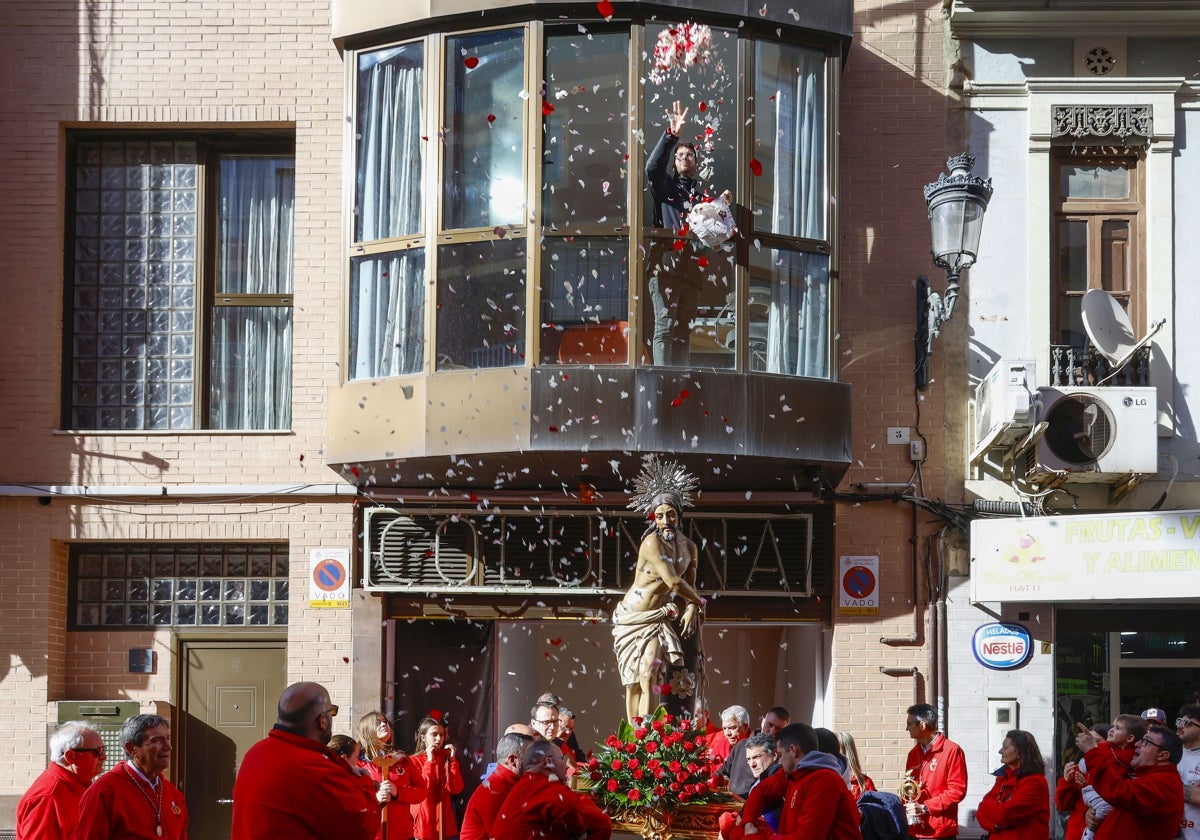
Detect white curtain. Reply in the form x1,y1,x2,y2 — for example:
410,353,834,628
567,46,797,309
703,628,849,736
349,47,426,378
357,47,424,241
350,251,425,379
764,48,829,378
210,158,294,429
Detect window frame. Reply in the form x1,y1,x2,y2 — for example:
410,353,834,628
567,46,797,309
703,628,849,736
1050,146,1145,349
345,19,840,380
63,130,296,432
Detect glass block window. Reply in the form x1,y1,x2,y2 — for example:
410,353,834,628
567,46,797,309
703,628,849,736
66,134,295,431
71,543,290,629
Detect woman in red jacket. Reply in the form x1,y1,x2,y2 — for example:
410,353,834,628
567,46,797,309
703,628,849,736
410,715,464,840
976,729,1050,840
356,712,429,840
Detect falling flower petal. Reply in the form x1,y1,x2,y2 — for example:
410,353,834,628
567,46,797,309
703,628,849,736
596,0,614,18
464,56,479,69
750,158,763,176
542,100,555,115
487,113,496,123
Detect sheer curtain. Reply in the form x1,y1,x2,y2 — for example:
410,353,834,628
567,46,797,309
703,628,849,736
350,45,426,378
765,47,829,378
210,157,294,429
350,251,425,378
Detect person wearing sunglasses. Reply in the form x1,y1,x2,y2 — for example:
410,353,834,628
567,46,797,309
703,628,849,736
17,721,106,840
1074,721,1184,840
1176,705,1200,840
232,681,378,840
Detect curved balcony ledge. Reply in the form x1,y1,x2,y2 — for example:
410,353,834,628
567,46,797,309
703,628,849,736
326,367,851,491
332,0,852,44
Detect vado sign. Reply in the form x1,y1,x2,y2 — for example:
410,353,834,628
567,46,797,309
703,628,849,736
972,622,1033,671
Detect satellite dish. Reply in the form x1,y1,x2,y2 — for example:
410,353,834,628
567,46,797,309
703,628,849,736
1081,289,1165,383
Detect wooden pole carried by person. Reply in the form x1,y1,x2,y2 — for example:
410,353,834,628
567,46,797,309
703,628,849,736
372,752,400,840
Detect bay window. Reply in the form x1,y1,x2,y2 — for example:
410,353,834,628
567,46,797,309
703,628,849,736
347,20,836,380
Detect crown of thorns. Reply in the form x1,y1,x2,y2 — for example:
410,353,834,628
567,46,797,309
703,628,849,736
627,456,699,514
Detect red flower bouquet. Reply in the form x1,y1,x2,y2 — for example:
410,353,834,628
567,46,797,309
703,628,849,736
584,706,730,811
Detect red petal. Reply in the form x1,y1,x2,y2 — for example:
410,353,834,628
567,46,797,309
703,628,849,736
697,257,709,267
699,101,707,112
464,56,479,69
672,239,686,251
671,398,682,407
596,0,614,17
542,100,555,115
487,113,496,123
680,389,690,398
750,158,763,176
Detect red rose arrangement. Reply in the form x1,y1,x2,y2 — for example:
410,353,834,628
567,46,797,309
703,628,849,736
584,706,730,811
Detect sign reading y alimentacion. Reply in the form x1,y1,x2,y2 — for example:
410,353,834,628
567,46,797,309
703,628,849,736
971,510,1200,602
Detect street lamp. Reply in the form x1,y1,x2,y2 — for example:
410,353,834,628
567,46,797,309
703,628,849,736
915,154,993,389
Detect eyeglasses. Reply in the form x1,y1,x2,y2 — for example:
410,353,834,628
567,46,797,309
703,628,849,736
533,717,558,727
1178,718,1200,729
316,704,339,720
1137,736,1164,749
73,747,105,755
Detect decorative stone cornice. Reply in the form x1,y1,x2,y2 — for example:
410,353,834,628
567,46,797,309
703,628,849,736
1051,104,1152,142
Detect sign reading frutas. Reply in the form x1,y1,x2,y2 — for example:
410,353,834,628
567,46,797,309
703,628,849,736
309,548,351,609
972,622,1032,671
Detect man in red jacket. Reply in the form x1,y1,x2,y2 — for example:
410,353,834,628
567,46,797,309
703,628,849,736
723,722,862,840
1075,723,1184,840
904,703,967,838
231,682,378,840
74,715,188,840
492,741,611,840
459,731,533,840
17,722,106,840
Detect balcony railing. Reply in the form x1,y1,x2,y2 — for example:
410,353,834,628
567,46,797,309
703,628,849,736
1048,345,1151,387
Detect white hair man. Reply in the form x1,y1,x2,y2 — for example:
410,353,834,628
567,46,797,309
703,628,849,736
17,721,106,840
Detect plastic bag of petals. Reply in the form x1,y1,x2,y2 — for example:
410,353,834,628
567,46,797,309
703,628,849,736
648,22,714,85
687,196,734,248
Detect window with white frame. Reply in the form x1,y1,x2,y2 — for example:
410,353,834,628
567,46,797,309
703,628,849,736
66,135,295,430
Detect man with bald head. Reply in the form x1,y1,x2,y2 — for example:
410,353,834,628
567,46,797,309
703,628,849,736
231,682,377,840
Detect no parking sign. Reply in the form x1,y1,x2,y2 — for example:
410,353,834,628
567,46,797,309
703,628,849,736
839,555,879,615
309,548,351,609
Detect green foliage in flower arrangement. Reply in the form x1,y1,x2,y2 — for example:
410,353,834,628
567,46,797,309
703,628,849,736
582,706,733,811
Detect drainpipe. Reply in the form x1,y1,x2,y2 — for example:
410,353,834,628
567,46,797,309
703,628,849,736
880,502,930,707
935,530,950,731
880,666,921,707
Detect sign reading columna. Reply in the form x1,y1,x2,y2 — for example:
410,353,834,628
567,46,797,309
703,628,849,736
972,622,1032,671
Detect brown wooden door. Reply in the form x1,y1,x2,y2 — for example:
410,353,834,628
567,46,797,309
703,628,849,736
181,640,286,840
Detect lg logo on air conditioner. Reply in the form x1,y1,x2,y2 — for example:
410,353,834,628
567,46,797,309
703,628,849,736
1122,396,1149,407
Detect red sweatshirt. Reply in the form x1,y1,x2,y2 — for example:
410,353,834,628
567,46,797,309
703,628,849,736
409,750,464,840
1055,745,1136,840
361,754,428,840
74,763,187,840
736,753,862,840
18,763,92,840
975,767,1050,840
459,764,519,840
904,734,968,838
491,773,612,840
1086,744,1183,840
231,728,377,840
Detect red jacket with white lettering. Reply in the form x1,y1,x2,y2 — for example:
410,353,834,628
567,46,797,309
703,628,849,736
975,766,1050,840
904,734,968,838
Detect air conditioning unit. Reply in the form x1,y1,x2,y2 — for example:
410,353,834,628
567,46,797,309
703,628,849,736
1027,386,1158,481
971,359,1036,461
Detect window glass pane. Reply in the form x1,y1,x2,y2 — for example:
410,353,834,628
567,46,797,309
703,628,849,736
1061,164,1130,200
1058,220,1088,293
209,306,292,429
69,140,197,430
216,157,295,294
753,41,826,239
443,29,525,229
1101,220,1131,294
356,43,425,241
540,236,629,364
643,238,736,368
349,250,426,379
436,238,527,369
542,31,629,227
747,246,830,377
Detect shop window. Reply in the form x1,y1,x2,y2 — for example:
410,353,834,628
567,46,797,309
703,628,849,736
66,137,294,430
1051,149,1144,349
71,543,290,629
